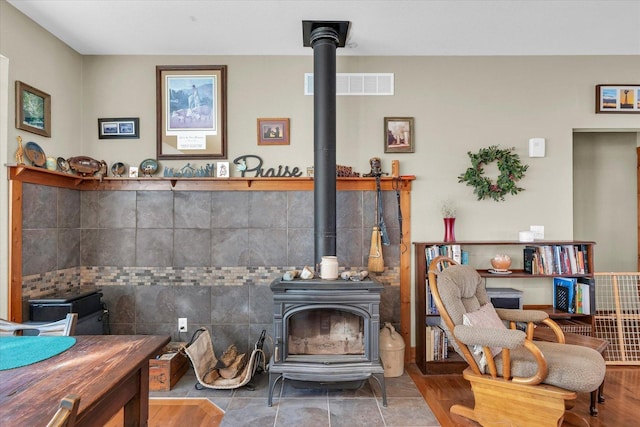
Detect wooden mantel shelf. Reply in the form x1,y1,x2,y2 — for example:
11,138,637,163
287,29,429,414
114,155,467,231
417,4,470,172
8,164,415,191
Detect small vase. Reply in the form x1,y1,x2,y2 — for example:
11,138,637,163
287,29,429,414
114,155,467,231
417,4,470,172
443,217,456,242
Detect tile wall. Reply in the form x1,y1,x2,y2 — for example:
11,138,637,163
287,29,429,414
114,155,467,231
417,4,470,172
21,183,401,352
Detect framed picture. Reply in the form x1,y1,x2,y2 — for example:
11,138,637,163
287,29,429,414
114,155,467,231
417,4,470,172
596,85,640,113
156,65,227,159
257,118,290,145
98,117,139,139
384,117,414,153
217,161,230,178
15,81,51,137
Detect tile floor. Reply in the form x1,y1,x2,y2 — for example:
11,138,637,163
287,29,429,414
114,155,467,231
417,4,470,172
151,367,440,427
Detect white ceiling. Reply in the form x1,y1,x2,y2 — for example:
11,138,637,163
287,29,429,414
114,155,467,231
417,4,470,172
7,0,640,56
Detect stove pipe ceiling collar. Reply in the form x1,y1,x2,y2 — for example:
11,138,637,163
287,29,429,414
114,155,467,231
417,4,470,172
302,20,351,268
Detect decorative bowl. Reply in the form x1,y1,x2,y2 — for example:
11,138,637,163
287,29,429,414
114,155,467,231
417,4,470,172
68,156,101,177
490,254,511,271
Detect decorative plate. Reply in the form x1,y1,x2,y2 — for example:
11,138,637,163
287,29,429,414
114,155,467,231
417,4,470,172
57,157,70,173
488,269,513,275
139,158,158,176
111,162,126,177
25,141,46,167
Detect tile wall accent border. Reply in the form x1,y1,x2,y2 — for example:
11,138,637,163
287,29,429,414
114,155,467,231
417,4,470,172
22,267,81,299
22,266,400,298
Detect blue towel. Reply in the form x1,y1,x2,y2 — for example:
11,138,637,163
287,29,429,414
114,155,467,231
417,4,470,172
0,336,76,370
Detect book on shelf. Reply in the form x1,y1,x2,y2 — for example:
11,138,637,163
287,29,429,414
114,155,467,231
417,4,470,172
576,277,596,315
426,281,439,315
563,245,579,275
425,244,462,266
523,244,589,275
579,244,589,273
553,277,577,313
425,324,449,361
523,246,537,274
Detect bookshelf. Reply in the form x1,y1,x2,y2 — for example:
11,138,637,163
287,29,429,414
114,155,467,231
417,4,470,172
413,240,596,375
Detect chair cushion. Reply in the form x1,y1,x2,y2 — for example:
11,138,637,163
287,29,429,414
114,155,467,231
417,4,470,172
436,265,489,365
463,302,506,362
462,303,507,356
495,340,606,393
436,265,489,326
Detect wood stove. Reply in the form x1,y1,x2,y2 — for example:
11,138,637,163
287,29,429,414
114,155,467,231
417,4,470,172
268,278,387,406
265,19,387,407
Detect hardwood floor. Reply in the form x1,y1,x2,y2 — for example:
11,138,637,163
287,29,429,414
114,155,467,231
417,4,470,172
407,363,640,426
103,398,223,427
106,365,639,426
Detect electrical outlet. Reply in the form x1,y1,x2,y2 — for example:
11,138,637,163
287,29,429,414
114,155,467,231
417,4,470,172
178,317,188,332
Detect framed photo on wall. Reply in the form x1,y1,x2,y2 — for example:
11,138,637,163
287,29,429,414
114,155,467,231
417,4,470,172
384,117,414,153
257,118,290,145
15,81,51,137
156,65,227,159
596,84,640,113
98,117,139,139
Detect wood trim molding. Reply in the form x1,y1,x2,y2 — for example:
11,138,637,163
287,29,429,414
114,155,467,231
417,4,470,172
9,179,23,322
9,164,414,192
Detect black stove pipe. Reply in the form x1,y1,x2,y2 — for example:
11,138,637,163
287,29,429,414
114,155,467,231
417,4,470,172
311,27,338,265
303,21,350,267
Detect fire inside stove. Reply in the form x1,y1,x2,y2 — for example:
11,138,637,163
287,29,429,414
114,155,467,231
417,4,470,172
288,308,365,355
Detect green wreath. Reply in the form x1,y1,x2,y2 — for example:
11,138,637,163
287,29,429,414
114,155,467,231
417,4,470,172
458,145,528,202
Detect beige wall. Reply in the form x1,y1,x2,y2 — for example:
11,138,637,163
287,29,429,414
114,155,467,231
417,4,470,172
81,55,640,243
0,0,83,159
2,0,639,330
0,1,82,317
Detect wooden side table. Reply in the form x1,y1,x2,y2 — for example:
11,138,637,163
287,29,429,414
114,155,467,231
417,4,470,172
533,327,608,416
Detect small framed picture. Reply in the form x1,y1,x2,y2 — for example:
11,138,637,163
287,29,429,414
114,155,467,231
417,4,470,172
16,81,51,137
257,118,290,145
98,117,140,139
384,117,414,153
596,85,640,113
129,166,139,178
217,161,230,178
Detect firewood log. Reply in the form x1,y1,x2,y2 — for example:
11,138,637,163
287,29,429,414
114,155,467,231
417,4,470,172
203,368,220,384
218,344,239,368
219,353,248,379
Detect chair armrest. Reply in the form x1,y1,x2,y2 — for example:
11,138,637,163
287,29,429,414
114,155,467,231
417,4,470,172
454,325,549,385
495,308,548,323
454,325,526,349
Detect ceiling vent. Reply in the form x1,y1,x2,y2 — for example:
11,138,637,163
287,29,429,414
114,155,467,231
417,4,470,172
304,73,394,96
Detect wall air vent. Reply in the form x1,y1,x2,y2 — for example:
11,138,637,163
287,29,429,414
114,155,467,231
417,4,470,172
304,73,394,96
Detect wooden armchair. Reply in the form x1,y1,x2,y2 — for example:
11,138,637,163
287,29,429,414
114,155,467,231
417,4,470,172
46,394,80,427
0,313,78,336
428,256,606,427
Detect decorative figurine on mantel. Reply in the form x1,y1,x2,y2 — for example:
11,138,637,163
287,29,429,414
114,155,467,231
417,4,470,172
15,136,25,165
363,157,385,177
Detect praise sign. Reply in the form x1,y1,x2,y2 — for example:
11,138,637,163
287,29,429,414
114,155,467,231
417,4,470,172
233,155,303,178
